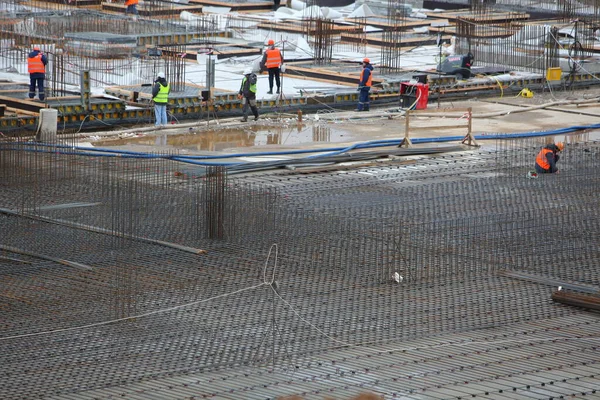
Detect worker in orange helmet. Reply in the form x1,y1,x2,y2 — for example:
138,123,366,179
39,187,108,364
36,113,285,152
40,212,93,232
535,142,564,174
27,45,48,102
125,0,139,16
356,58,373,111
260,39,284,95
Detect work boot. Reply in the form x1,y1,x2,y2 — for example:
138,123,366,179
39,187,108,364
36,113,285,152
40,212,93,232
241,116,248,122
276,88,280,94
253,116,259,121
267,90,273,94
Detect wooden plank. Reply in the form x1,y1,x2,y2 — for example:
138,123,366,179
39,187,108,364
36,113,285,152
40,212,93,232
0,96,45,113
284,64,385,86
188,0,272,11
257,21,361,34
101,2,203,16
341,33,452,48
346,17,452,30
422,10,530,22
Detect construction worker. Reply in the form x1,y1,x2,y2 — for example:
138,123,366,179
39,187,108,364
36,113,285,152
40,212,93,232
125,0,139,16
356,58,373,111
260,39,283,95
152,72,170,127
238,67,259,122
535,142,564,174
27,46,47,102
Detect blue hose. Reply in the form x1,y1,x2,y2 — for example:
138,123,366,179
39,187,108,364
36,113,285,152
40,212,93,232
9,122,600,166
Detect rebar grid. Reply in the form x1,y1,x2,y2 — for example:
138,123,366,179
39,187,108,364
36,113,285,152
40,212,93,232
1,139,599,398
379,0,406,73
310,19,335,66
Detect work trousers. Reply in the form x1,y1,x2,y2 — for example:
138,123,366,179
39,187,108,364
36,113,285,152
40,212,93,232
29,76,45,101
242,97,258,119
357,86,370,111
126,4,138,15
268,67,281,92
154,103,168,126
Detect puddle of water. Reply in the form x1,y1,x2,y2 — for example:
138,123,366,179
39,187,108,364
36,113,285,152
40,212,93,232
93,124,354,152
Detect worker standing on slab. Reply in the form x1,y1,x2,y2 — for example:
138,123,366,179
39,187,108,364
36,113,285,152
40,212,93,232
260,39,283,95
152,72,170,127
27,46,47,102
356,58,373,112
535,142,564,174
125,0,139,16
238,67,259,122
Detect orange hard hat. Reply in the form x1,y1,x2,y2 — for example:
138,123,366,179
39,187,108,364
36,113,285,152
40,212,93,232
363,58,370,63
556,142,564,151
268,39,275,45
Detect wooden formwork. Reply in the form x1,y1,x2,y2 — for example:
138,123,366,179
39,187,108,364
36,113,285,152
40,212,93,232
188,0,273,11
101,2,204,17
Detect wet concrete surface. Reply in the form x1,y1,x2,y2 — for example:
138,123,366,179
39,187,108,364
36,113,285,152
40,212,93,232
82,87,600,155
93,123,356,152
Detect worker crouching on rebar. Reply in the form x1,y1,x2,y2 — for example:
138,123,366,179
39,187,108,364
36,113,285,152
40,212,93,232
152,72,170,127
238,67,259,122
356,58,373,112
535,142,564,174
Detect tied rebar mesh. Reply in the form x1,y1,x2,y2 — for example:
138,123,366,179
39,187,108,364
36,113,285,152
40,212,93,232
379,0,406,73
1,138,599,398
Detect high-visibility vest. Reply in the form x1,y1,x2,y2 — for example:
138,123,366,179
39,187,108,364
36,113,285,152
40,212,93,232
125,0,138,5
28,53,45,74
360,68,372,87
241,76,257,94
535,148,552,170
154,83,170,104
265,48,282,69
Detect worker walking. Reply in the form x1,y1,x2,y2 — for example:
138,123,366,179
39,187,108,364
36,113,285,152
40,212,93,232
152,72,170,127
238,67,259,122
27,46,48,102
356,58,373,112
535,142,564,174
260,39,283,95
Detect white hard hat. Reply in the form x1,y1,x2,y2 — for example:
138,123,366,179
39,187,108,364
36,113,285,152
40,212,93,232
243,67,253,75
157,71,165,79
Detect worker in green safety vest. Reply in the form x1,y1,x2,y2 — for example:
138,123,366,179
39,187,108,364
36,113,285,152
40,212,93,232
152,72,170,127
238,67,259,122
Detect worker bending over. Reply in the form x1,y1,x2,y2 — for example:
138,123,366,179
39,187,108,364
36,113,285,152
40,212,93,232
535,142,564,174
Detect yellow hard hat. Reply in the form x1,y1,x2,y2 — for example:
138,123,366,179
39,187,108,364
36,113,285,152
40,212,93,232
556,142,564,151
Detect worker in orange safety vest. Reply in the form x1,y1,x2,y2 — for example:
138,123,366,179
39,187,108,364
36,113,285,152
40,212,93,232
535,142,564,173
356,58,373,111
27,46,48,102
260,39,284,95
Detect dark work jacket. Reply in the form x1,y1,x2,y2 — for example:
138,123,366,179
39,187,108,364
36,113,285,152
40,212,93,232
239,75,256,99
152,77,168,98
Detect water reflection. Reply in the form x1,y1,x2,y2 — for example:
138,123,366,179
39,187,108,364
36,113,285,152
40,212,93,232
95,123,349,151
